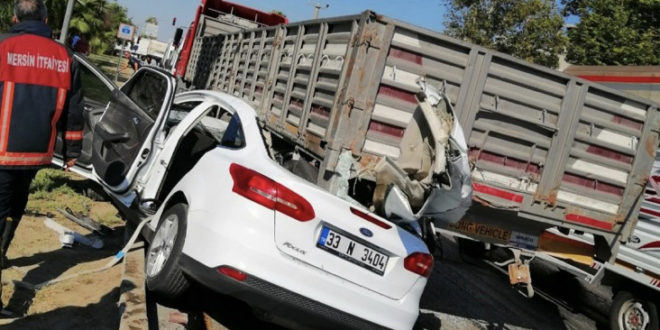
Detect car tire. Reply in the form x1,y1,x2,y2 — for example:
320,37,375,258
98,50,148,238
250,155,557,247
145,203,190,298
610,290,659,330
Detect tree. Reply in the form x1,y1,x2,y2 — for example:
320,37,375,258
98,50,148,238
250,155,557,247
0,2,13,33
146,16,158,25
45,0,131,55
67,0,107,36
99,2,131,53
561,0,659,65
444,0,568,68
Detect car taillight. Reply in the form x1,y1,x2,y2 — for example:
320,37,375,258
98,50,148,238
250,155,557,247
350,207,392,229
230,163,315,221
404,252,433,277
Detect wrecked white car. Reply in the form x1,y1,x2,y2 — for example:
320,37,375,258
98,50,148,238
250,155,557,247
57,59,456,330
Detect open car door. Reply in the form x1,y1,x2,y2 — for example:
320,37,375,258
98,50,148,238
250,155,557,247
53,54,117,177
91,67,176,193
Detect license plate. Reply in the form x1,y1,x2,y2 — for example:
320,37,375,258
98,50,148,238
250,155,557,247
317,226,389,275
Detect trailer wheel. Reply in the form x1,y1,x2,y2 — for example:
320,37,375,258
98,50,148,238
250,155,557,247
145,203,190,298
610,290,659,330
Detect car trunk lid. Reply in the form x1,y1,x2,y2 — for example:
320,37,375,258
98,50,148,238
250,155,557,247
272,175,430,300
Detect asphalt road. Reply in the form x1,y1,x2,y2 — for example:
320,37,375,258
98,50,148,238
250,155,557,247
150,234,612,330
417,235,608,330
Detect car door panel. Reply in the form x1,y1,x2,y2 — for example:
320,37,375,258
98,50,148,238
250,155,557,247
76,106,106,165
92,90,154,187
54,54,116,171
91,68,175,193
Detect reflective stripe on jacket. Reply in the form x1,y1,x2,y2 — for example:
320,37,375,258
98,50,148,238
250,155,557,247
0,20,83,169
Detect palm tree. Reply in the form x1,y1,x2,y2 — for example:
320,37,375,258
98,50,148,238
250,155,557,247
46,0,131,54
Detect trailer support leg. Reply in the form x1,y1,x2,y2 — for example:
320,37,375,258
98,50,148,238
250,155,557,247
507,249,534,298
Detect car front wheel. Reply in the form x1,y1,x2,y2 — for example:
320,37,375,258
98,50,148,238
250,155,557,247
145,203,190,298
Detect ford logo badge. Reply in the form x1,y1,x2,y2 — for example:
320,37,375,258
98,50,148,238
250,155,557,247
360,228,373,237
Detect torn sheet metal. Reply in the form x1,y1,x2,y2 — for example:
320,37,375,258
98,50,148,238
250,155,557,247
376,81,472,225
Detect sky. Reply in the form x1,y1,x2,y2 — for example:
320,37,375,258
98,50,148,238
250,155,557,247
114,0,449,42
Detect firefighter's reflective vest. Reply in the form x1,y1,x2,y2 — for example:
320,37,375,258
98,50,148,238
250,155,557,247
0,20,83,169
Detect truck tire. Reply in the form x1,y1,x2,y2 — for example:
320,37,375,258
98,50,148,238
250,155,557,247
610,290,659,330
145,203,190,298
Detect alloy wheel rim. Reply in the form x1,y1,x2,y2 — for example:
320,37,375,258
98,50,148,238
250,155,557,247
146,214,178,278
619,300,650,330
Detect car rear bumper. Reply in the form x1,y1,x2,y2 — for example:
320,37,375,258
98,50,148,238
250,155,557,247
180,254,390,330
179,207,423,330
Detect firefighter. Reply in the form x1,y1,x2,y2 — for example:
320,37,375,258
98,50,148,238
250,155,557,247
0,0,84,316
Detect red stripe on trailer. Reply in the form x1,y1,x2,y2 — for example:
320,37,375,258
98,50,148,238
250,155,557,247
310,105,330,118
640,207,660,218
378,85,417,104
565,214,613,231
611,115,643,131
639,241,660,250
470,149,542,176
368,120,405,138
578,75,660,84
388,47,423,65
562,172,624,197
289,98,304,111
585,145,633,164
472,183,523,203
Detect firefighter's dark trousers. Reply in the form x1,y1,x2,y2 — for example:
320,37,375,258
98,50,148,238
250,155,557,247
0,169,38,308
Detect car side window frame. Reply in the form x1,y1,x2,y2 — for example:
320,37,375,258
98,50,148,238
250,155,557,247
120,70,169,120
73,55,117,108
219,112,246,150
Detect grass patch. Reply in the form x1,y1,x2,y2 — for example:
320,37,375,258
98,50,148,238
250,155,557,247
87,53,132,82
26,169,122,227
29,169,77,194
